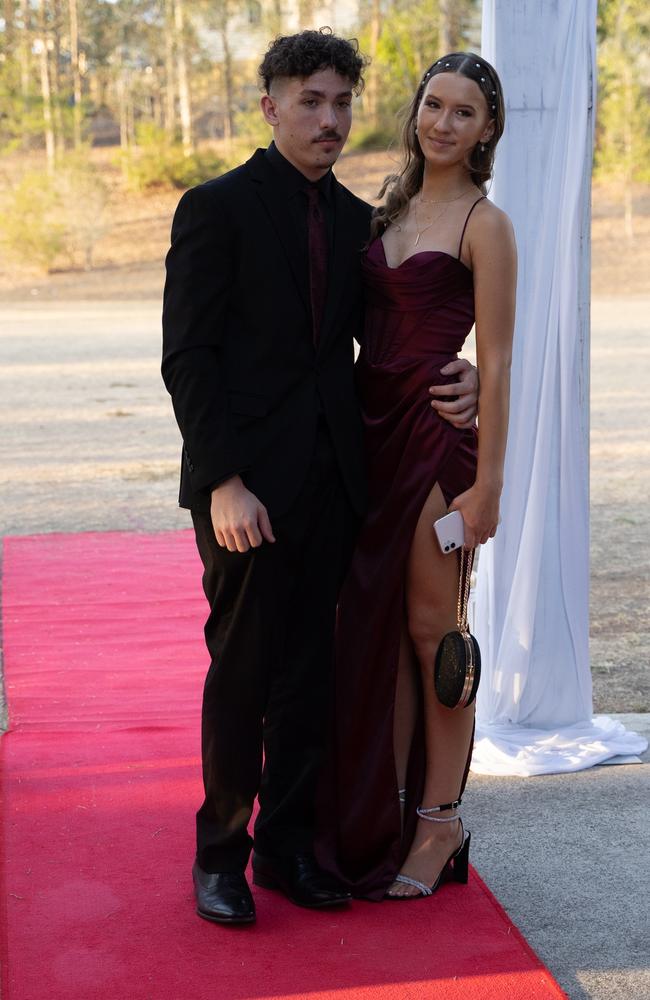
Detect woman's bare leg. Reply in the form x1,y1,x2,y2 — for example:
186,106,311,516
388,482,475,897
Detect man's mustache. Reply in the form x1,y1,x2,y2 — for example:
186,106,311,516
314,132,342,142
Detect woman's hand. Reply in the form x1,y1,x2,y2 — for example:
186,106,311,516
449,484,501,549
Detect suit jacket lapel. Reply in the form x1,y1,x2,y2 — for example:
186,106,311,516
247,149,310,316
318,177,362,350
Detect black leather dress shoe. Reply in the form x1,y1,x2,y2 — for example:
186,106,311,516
252,851,351,909
192,862,256,924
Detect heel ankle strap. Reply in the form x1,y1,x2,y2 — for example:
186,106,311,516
417,799,461,823
419,798,461,814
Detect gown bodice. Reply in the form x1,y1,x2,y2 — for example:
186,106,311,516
360,238,476,367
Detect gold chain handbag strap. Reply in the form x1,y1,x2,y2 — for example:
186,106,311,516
456,547,474,636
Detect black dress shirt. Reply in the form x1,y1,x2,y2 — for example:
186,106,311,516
265,141,335,304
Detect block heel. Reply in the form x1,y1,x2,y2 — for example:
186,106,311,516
451,829,470,884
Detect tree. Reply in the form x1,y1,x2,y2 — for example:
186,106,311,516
34,0,55,169
199,0,238,145
596,0,650,236
365,0,381,129
68,0,82,146
439,0,461,51
174,0,193,155
356,0,479,139
373,0,442,118
164,0,176,135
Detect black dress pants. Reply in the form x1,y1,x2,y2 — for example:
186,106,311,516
191,424,359,873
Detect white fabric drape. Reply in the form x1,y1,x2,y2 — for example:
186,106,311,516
471,0,647,775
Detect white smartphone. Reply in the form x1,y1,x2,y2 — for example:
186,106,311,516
433,510,464,554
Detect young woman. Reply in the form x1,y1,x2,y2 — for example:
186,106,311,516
323,52,517,900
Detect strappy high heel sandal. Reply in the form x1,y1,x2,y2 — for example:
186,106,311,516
387,798,471,899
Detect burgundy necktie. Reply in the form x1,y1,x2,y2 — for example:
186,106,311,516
306,185,328,347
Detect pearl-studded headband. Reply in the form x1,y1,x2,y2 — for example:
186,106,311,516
421,57,498,114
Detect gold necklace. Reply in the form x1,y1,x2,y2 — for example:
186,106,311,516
412,189,473,247
418,188,473,205
413,199,450,247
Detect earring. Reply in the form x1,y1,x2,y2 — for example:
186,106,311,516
415,127,418,134
480,143,486,153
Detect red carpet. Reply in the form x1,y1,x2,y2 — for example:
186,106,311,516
1,531,567,1000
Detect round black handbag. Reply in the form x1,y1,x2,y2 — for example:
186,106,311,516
434,548,481,709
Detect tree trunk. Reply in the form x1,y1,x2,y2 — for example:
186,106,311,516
268,0,283,36
37,44,55,168
36,1,56,170
366,0,381,128
153,83,164,128
51,0,65,155
174,0,193,156
219,9,235,146
128,86,136,145
298,0,314,30
68,0,82,147
440,0,461,52
4,0,15,52
19,0,32,149
164,0,176,136
117,64,130,182
619,18,634,241
622,64,634,240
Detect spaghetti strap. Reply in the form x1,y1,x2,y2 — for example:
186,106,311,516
457,196,486,260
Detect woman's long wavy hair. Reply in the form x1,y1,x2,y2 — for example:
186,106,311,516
369,52,506,243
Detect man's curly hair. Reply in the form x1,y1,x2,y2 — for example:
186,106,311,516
258,28,367,95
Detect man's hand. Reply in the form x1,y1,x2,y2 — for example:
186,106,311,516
210,475,276,552
429,358,479,429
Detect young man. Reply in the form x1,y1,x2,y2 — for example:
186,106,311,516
162,29,478,925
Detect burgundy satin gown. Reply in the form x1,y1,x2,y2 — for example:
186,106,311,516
319,203,481,900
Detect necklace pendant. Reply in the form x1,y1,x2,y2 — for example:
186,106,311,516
414,232,421,247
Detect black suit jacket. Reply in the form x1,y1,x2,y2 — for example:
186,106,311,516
162,147,372,517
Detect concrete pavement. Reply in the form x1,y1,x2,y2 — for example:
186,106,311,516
465,715,650,1000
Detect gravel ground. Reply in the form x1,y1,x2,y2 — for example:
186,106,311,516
589,299,650,712
0,296,649,714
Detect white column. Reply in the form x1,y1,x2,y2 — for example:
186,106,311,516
471,0,647,775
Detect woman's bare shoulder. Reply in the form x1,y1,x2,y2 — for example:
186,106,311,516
472,197,514,239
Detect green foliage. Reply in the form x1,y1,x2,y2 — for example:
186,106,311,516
355,0,477,135
52,152,110,268
233,104,273,150
595,0,650,182
118,124,226,190
0,155,108,271
595,52,650,182
354,0,440,128
347,122,398,153
373,0,440,111
0,57,50,153
0,172,66,270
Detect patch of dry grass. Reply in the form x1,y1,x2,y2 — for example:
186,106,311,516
0,148,647,301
